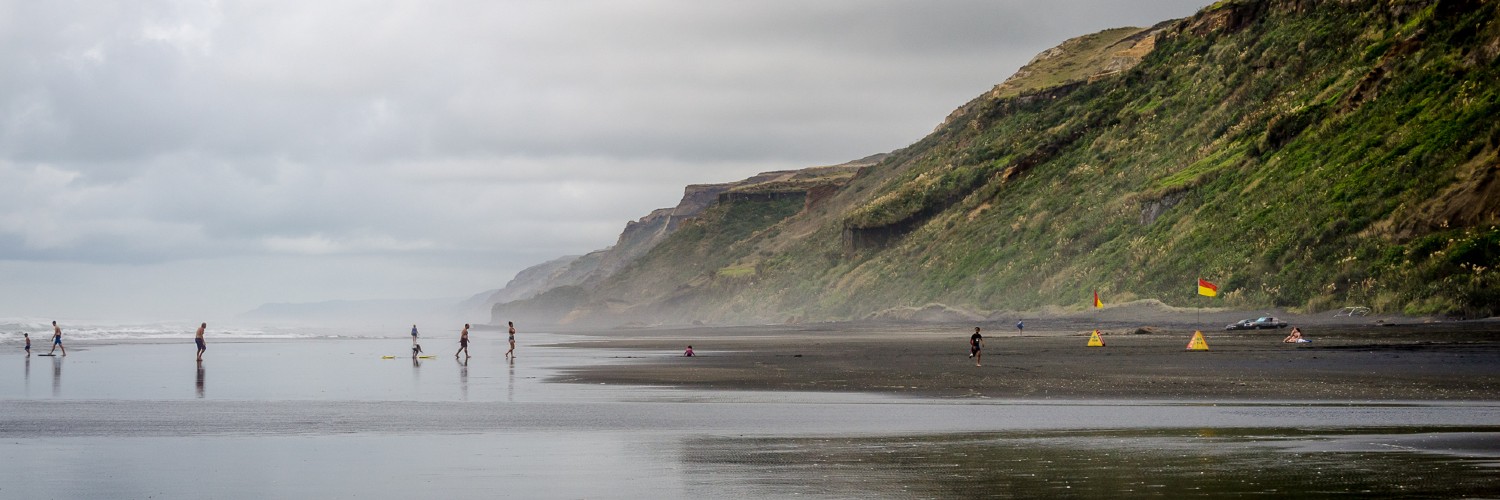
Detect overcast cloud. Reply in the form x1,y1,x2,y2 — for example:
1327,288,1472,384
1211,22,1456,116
0,0,1208,321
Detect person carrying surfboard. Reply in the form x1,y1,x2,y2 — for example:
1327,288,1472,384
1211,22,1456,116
48,321,65,356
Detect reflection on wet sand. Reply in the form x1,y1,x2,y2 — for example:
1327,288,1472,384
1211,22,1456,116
195,361,205,399
51,356,61,397
683,428,1500,498
507,357,515,402
457,357,468,401
23,356,30,398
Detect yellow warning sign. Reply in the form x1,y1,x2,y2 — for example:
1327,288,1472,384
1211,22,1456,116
1186,330,1210,351
1087,329,1105,347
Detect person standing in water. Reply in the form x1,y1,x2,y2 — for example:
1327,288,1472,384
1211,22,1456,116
48,321,65,356
195,323,207,361
504,321,516,358
969,327,984,367
455,324,470,358
411,324,419,344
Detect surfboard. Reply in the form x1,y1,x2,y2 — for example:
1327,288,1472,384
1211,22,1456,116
383,355,436,359
37,353,57,356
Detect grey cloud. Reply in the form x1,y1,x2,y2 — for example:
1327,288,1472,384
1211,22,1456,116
0,0,1210,318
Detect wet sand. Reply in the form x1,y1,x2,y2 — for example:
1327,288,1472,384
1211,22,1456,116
551,319,1500,400
4,328,1500,498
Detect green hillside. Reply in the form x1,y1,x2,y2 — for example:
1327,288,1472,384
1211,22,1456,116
550,0,1500,325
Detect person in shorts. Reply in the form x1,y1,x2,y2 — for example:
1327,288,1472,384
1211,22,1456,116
23,333,30,357
49,321,65,356
195,323,207,361
455,324,470,358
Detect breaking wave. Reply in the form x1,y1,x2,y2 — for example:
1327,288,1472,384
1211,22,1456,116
0,318,386,342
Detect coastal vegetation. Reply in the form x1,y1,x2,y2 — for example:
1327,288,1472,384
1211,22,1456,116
498,0,1500,325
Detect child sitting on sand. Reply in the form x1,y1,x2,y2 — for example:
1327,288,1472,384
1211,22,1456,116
683,345,694,357
1283,327,1310,343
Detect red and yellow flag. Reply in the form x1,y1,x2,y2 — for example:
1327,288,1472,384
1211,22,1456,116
1093,290,1103,308
1197,278,1218,297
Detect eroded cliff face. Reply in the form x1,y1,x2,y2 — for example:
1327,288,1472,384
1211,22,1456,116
585,183,739,287
488,159,870,324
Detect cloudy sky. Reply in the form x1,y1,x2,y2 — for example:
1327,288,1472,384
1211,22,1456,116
1,0,1207,321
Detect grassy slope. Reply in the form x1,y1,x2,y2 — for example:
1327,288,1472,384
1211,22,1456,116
988,26,1151,99
590,0,1500,324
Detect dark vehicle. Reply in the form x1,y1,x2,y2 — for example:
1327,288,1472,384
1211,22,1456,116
1249,316,1288,329
1224,319,1255,330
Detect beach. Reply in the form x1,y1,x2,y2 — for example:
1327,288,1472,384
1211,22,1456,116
2,324,1499,498
552,319,1500,400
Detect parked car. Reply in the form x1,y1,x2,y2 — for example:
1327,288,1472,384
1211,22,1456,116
1224,319,1256,330
1249,316,1288,329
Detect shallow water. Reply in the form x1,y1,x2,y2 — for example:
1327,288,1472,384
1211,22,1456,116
2,336,1498,498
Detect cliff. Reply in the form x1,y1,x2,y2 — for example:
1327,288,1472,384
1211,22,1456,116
489,157,873,324
495,0,1500,326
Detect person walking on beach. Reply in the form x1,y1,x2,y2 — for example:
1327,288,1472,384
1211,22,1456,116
970,327,984,367
48,321,65,356
23,333,30,357
683,345,694,357
504,321,516,358
455,324,470,358
1016,320,1024,332
195,323,207,361
411,324,419,344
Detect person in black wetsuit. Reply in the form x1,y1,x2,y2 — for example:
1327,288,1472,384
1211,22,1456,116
969,327,984,367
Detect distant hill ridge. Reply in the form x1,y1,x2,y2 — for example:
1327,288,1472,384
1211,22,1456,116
485,156,877,320
492,0,1500,327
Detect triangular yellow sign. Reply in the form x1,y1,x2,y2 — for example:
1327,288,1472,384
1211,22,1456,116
1186,330,1210,351
1087,329,1105,347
